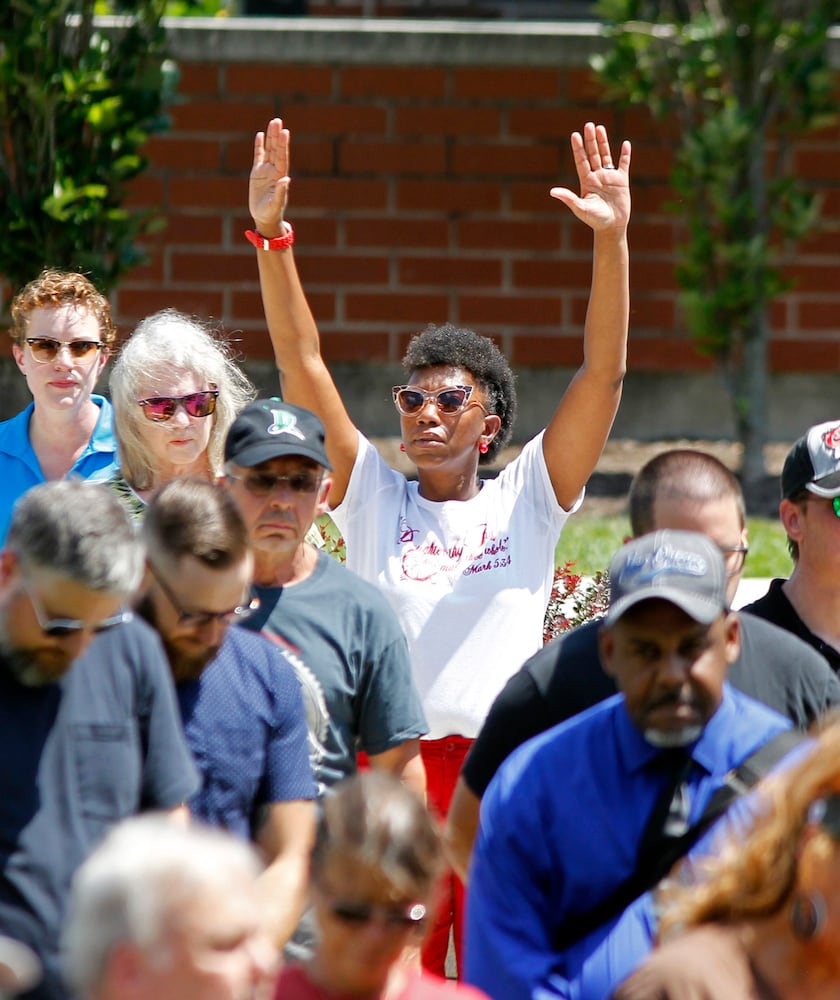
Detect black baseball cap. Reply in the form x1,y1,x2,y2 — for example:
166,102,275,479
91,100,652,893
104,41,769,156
224,398,332,470
781,420,840,499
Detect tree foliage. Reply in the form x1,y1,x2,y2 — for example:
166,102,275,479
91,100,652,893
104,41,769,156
0,1,176,301
593,1,836,485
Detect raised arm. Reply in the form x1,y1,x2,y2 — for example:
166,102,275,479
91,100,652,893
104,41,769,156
543,122,631,510
249,118,359,504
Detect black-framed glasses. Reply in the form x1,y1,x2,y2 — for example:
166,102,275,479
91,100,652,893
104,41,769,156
392,384,477,417
326,896,427,930
25,337,103,365
226,470,325,497
149,563,259,629
22,577,132,638
136,389,219,423
719,544,749,578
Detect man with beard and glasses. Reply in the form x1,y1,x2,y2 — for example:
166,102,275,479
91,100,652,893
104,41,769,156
139,477,316,950
0,481,198,1000
465,530,794,1000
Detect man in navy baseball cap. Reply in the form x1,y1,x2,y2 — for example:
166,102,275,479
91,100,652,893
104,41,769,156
223,400,427,961
224,398,332,471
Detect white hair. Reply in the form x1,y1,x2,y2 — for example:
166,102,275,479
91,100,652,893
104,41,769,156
109,309,255,490
62,815,263,998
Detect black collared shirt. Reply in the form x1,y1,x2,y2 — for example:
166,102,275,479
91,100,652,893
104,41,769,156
742,577,840,675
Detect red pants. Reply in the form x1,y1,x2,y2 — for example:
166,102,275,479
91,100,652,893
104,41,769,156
420,735,474,979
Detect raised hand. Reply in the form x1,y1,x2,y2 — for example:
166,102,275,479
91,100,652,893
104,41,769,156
249,118,291,239
550,122,631,233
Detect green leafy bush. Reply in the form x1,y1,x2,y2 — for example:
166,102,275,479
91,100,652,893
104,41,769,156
0,1,176,299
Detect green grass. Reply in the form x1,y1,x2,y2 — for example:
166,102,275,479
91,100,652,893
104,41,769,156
558,514,794,578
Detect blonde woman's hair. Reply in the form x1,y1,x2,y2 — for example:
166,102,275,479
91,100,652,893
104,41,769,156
11,269,116,348
110,310,255,491
659,716,840,938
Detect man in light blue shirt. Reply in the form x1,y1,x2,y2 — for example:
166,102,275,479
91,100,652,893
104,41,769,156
465,530,792,1000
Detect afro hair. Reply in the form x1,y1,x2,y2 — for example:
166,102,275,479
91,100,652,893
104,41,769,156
402,323,517,465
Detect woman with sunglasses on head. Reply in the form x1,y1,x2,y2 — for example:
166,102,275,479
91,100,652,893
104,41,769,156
107,309,255,518
249,118,631,974
613,718,840,1000
276,770,488,1000
0,269,118,542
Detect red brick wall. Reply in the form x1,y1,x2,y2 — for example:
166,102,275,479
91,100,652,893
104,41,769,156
110,21,840,376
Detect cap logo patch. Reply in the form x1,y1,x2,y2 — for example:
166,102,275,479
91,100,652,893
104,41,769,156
267,408,305,441
821,424,840,458
618,545,707,588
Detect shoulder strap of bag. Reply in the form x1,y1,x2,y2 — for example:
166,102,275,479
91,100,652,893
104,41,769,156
551,727,806,952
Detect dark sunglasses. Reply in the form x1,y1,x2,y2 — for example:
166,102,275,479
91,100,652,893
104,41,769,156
226,470,325,497
328,898,427,930
392,384,476,417
25,337,102,364
149,563,260,630
23,577,132,638
136,389,219,423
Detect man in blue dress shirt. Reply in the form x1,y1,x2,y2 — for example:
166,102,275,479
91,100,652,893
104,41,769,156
465,530,792,1000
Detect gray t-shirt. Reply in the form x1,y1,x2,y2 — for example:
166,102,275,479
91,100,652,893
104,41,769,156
241,549,428,793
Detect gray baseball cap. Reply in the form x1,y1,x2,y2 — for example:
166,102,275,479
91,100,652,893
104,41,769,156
606,530,728,626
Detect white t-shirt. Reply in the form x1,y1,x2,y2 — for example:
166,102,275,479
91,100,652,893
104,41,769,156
330,431,578,738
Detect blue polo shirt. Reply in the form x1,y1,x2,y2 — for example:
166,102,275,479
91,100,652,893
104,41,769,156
176,627,316,839
0,395,118,543
0,617,199,1000
465,684,791,1000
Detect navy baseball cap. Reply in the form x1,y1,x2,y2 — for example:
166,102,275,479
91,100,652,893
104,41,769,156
224,398,332,470
781,420,840,499
606,530,728,626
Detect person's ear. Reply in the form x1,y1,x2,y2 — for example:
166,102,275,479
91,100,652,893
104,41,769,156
0,550,19,587
103,941,153,1000
482,413,502,445
316,475,332,515
11,342,27,375
95,345,111,379
779,498,805,545
722,611,741,665
598,623,617,678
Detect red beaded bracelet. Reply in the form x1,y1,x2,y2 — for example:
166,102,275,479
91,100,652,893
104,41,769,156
244,224,294,251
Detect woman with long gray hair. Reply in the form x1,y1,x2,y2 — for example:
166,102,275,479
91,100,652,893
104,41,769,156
107,309,255,518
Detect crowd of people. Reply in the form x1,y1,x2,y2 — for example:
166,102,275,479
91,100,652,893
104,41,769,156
0,115,838,1000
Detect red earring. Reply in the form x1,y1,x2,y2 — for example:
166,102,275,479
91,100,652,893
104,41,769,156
479,441,489,454
400,443,406,452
